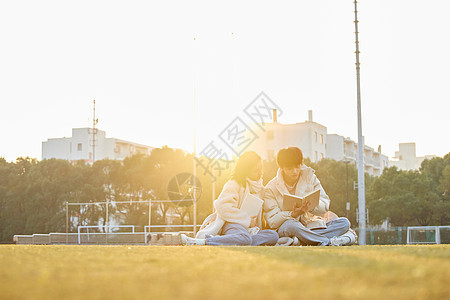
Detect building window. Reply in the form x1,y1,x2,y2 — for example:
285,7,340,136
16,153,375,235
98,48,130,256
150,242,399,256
89,152,92,161
315,132,318,143
320,153,324,160
320,134,323,144
315,151,318,161
77,143,82,151
267,130,274,140
267,150,274,159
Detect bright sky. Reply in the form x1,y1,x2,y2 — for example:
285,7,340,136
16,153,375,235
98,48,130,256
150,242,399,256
1,0,449,162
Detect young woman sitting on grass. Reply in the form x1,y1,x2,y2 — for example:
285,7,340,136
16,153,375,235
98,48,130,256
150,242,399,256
181,151,279,246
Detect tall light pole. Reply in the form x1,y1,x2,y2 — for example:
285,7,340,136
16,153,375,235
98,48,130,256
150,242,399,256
354,0,366,245
192,37,198,236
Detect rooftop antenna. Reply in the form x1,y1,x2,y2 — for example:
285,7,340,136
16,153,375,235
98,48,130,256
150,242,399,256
92,99,98,163
354,0,366,245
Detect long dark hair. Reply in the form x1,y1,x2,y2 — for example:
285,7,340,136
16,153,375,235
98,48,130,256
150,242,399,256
231,151,262,186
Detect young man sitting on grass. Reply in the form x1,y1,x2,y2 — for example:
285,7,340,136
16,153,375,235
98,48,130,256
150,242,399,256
263,147,357,246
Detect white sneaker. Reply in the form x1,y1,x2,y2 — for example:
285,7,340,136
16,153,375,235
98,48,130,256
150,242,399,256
275,237,294,246
181,234,206,246
340,229,358,245
329,235,351,246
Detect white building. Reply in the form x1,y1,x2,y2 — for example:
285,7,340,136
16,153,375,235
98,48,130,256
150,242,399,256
326,134,389,177
247,110,389,176
249,110,327,163
42,128,154,162
389,142,436,171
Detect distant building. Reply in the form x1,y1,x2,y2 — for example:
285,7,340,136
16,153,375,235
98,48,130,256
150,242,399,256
249,110,327,163
326,134,388,177
246,110,389,176
389,142,436,171
42,128,154,162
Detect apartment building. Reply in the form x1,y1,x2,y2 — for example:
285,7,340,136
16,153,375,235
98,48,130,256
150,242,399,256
42,128,154,162
326,134,389,176
246,110,389,176
389,142,436,171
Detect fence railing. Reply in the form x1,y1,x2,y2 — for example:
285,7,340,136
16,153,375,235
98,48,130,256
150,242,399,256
144,225,201,243
13,225,450,245
77,225,137,244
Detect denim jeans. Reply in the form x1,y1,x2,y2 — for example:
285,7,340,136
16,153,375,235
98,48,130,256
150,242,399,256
278,217,351,246
206,222,279,246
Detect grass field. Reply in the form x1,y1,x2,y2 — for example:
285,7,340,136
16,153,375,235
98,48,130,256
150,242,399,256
0,245,449,300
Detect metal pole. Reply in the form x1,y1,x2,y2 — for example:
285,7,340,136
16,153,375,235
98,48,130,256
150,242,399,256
193,167,197,236
105,200,108,244
212,168,216,213
93,99,95,162
105,200,109,228
65,201,69,244
148,199,152,232
354,0,366,245
345,161,350,219
193,37,198,236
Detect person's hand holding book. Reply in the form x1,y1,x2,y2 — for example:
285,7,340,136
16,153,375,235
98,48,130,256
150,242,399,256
291,200,310,218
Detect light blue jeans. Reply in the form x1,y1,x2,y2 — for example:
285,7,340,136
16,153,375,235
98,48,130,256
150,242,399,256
206,222,279,246
278,217,351,246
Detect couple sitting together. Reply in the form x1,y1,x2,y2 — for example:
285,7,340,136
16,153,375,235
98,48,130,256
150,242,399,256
181,147,357,247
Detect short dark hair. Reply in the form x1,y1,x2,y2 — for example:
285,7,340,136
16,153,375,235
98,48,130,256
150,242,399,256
276,147,303,168
231,151,262,186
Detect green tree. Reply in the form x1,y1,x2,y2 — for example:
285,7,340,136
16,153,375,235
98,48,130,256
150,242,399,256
307,159,362,226
367,167,440,226
0,157,38,241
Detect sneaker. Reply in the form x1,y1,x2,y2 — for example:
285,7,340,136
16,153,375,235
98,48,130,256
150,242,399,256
329,235,351,246
275,237,294,246
181,234,206,246
341,229,358,245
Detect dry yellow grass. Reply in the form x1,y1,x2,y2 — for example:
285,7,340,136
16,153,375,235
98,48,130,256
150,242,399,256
0,245,449,300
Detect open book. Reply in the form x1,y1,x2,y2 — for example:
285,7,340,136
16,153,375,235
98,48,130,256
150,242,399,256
282,189,320,211
240,193,263,218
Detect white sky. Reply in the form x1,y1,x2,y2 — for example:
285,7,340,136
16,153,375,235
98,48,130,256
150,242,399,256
1,0,449,162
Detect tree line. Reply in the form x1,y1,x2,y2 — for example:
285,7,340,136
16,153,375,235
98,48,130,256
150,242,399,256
0,148,448,242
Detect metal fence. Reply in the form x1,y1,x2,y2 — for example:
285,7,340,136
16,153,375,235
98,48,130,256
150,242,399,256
14,225,450,245
13,224,201,245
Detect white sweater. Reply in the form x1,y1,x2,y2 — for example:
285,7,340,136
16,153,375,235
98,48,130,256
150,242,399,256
263,165,331,230
213,179,264,229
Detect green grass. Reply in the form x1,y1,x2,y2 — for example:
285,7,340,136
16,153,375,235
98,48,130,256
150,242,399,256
0,245,449,300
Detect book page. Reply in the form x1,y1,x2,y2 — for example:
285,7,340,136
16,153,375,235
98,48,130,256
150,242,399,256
282,189,320,211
